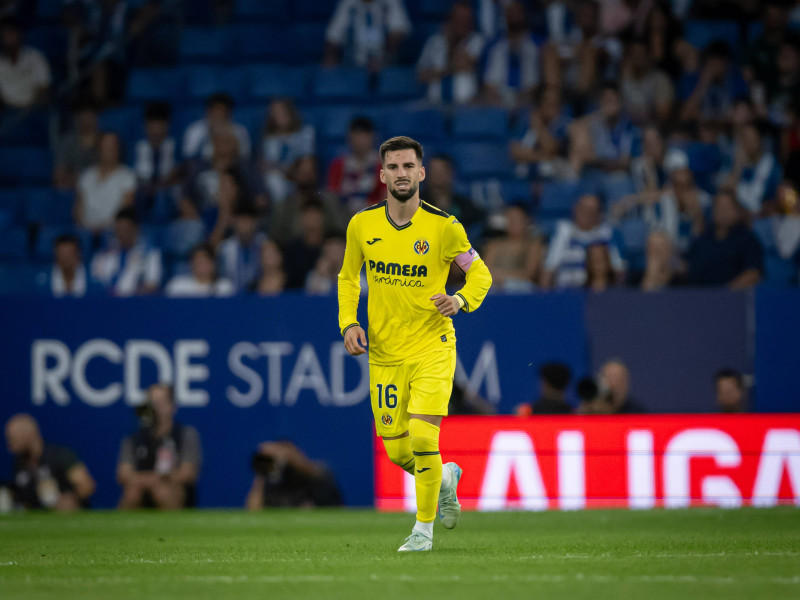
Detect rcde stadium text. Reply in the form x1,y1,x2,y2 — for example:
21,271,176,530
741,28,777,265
30,339,501,408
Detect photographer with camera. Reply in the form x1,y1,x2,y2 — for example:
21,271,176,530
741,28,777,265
245,441,342,510
116,384,202,510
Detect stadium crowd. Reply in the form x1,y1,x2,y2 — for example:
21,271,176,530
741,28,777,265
1,0,800,295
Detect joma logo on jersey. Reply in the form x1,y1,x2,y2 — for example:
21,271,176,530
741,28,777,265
368,260,428,277
414,239,430,255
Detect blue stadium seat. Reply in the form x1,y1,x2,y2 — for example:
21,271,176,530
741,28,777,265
171,105,206,140
452,143,513,180
601,174,636,206
383,109,446,142
0,148,53,184
98,106,142,146
317,106,384,141
500,180,533,207
764,255,797,286
34,226,93,261
25,26,67,63
684,20,740,55
235,24,291,62
618,218,649,255
0,110,49,147
36,0,63,20
376,67,425,100
399,20,440,64
24,188,75,225
538,180,582,219
291,0,338,22
185,65,248,103
686,142,722,192
126,68,185,103
235,105,268,146
0,190,23,229
0,227,28,261
752,219,776,254
289,23,328,64
312,68,370,102
452,107,509,140
249,66,309,100
179,27,233,63
0,264,46,295
418,0,452,19
235,0,287,21
184,0,216,25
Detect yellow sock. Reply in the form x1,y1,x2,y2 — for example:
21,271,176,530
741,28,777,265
382,436,415,475
409,418,442,523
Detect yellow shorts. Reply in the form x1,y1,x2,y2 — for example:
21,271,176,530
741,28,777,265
370,348,457,438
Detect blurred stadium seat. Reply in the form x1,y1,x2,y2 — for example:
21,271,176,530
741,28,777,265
185,65,248,103
312,68,370,102
376,66,425,100
0,264,45,295
289,23,328,64
383,109,446,142
601,174,636,206
234,0,287,21
249,65,309,100
452,142,513,180
0,227,29,261
539,180,582,219
684,20,740,54
452,107,509,141
290,0,338,22
127,68,185,103
234,24,291,62
179,27,234,64
0,148,53,185
0,191,23,230
23,188,75,225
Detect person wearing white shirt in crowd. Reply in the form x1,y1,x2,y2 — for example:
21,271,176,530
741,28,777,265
218,203,266,293
74,132,137,233
543,194,625,288
483,1,540,108
725,121,782,216
261,99,315,204
182,93,251,162
165,243,234,298
0,19,50,109
417,2,485,105
324,0,411,70
91,208,162,296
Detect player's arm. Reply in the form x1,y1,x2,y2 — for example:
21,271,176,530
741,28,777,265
432,219,492,316
338,216,368,355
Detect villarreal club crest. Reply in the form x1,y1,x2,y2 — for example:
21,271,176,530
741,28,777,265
414,239,430,255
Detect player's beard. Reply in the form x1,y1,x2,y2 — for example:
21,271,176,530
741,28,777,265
389,181,417,202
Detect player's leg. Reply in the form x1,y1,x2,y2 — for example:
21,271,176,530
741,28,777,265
371,363,414,473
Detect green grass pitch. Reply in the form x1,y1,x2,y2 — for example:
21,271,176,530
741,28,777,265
1,507,799,600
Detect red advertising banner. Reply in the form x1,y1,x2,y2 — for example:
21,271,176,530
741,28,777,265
374,415,800,511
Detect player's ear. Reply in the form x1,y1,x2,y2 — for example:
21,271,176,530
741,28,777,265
379,168,386,184
418,165,426,182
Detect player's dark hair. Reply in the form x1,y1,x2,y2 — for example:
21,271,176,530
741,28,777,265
53,234,81,252
349,116,375,133
206,92,235,111
379,136,424,165
539,362,572,392
714,368,743,389
115,206,140,225
144,101,172,122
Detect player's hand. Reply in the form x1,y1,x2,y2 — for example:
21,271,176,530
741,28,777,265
344,326,368,356
430,294,461,317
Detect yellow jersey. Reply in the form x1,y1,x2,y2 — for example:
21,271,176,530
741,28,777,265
338,199,492,365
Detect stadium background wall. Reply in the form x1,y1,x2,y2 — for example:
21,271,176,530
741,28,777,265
0,290,797,508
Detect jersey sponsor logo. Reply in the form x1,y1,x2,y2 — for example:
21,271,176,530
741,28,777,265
413,239,430,255
368,260,428,278
381,414,393,426
366,238,382,245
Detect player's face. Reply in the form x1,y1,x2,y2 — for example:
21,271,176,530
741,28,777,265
381,149,425,202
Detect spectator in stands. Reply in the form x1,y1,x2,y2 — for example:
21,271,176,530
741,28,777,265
261,98,316,204
483,204,545,292
584,243,618,292
324,0,411,71
164,243,234,298
246,441,342,509
510,86,571,181
255,240,286,296
773,181,800,269
724,121,782,215
422,154,486,235
217,203,266,293
326,117,383,215
583,84,640,173
630,125,667,195
620,36,675,126
417,1,486,105
483,1,541,108
640,230,682,291
46,234,100,298
128,0,181,67
745,0,790,94
659,164,710,253
543,194,625,288
759,33,800,126
680,41,749,124
642,0,685,80
74,132,137,233
117,384,201,510
91,208,162,296
134,101,178,220
0,1,36,27
270,156,346,248
526,362,573,415
164,196,207,271
5,413,95,511
542,0,622,99
686,189,764,288
54,100,100,190
597,359,647,413
282,202,326,290
0,19,50,109
714,368,747,413
182,93,251,162
306,236,346,295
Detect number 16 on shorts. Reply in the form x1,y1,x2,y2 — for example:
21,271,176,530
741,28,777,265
373,382,406,436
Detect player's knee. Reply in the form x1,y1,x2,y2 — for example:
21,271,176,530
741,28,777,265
383,437,414,469
409,419,440,454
